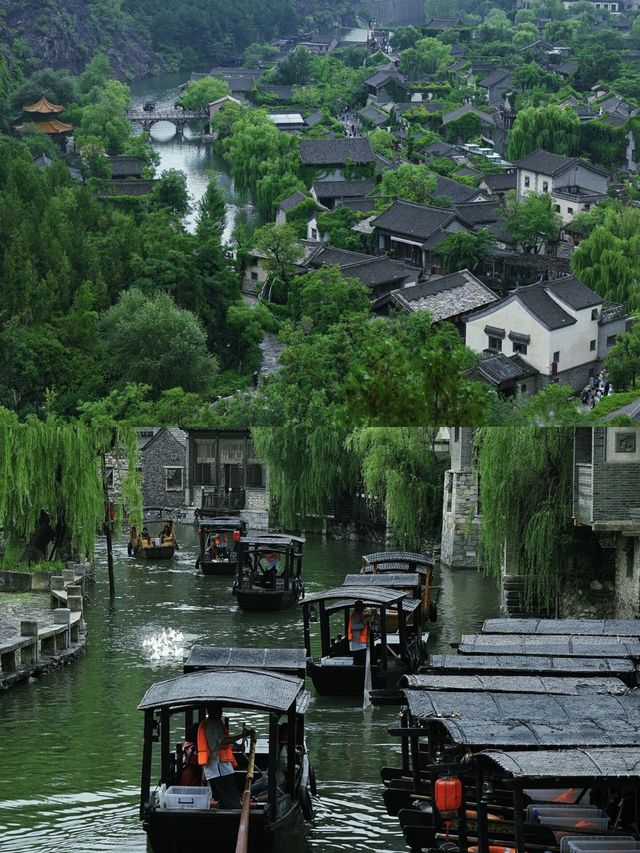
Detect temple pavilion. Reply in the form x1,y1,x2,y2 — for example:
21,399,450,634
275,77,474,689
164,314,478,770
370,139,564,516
15,95,73,138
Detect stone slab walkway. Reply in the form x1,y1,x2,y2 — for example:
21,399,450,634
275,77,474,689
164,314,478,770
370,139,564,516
0,592,54,642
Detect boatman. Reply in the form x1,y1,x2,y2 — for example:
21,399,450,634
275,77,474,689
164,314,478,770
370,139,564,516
198,704,246,808
348,599,369,666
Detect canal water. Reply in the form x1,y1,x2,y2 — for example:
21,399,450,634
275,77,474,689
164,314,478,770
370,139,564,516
0,528,500,852
129,73,258,238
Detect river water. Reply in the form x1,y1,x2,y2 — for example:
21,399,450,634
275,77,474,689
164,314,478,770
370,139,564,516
0,529,500,852
129,73,258,238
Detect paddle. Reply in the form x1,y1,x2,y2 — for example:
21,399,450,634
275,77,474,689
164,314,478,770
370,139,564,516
234,729,257,853
363,638,373,711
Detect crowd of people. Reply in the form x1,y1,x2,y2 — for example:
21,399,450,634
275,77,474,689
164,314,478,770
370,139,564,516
580,371,613,410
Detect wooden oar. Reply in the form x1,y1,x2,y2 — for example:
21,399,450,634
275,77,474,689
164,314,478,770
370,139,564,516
235,731,257,853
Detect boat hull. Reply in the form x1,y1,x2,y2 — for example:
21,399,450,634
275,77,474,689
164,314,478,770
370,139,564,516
200,558,237,576
133,545,175,560
308,659,406,696
235,588,300,612
144,800,301,853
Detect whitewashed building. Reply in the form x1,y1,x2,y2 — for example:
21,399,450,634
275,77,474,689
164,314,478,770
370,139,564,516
465,276,627,393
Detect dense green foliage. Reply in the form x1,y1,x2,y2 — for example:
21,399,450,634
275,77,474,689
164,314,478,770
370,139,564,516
0,420,141,562
476,427,574,609
605,324,640,392
507,105,580,160
505,191,562,254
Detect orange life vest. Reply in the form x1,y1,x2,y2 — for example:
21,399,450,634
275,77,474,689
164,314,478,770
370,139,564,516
347,614,368,644
197,719,238,767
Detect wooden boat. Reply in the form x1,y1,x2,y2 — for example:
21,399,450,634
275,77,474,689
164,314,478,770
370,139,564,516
301,585,421,696
232,535,305,612
129,515,177,560
195,517,247,576
360,551,438,624
138,667,315,853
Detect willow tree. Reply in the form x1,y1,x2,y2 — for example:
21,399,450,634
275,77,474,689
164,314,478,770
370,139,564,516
0,419,141,565
476,427,573,610
507,105,580,161
252,427,360,529
348,427,446,550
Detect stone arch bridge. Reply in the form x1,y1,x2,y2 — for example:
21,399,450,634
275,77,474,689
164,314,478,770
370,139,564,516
126,108,209,135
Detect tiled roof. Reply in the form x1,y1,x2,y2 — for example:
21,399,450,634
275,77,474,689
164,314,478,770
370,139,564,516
544,276,602,310
453,199,502,226
603,397,640,422
305,109,324,128
424,141,459,157
395,101,444,115
517,284,576,330
442,104,495,126
336,197,378,213
478,67,513,88
306,245,372,267
364,65,408,89
481,172,517,191
434,174,481,204
278,190,308,211
371,200,455,241
312,179,375,199
514,148,609,178
107,155,146,178
299,137,375,165
477,353,537,385
341,256,417,288
390,269,497,320
358,104,389,126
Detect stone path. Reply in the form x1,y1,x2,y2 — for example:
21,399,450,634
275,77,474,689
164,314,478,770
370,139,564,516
259,333,283,378
0,592,53,642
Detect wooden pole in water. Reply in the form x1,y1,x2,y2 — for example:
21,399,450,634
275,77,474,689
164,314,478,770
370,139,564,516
101,454,115,599
235,731,257,853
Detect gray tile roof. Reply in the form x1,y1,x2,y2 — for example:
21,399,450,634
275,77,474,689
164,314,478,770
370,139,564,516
278,190,308,211
477,353,537,385
481,172,517,191
341,256,417,288
358,104,389,126
517,284,577,330
390,269,497,320
107,155,146,178
306,245,372,267
364,64,408,89
603,397,640,422
514,148,609,178
478,67,513,88
312,179,375,199
299,137,375,165
434,175,481,204
371,200,455,241
442,104,495,126
453,199,502,226
544,276,602,310
425,141,459,157
336,196,378,213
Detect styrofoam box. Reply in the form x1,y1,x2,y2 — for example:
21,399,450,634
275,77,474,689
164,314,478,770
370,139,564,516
566,841,640,853
538,816,609,831
560,836,636,853
163,786,211,809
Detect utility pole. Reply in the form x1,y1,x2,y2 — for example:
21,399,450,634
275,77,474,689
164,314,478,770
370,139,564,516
102,453,115,599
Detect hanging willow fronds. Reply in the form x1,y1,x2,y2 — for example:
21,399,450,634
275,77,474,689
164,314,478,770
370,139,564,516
252,426,359,529
475,427,573,610
0,421,142,561
348,427,446,550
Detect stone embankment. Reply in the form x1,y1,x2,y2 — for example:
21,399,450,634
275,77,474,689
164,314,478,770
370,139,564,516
0,562,91,689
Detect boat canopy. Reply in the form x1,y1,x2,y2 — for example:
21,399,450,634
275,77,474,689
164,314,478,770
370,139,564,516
429,716,640,749
457,633,640,658
428,653,636,675
243,534,305,547
344,573,421,589
184,646,307,674
482,618,640,637
138,669,304,712
362,551,435,569
302,585,407,607
478,746,640,779
400,673,628,695
196,515,247,531
402,688,640,723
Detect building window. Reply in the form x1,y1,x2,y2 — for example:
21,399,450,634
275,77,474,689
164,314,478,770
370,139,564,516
488,336,502,352
553,351,560,363
250,271,258,281
567,207,574,214
165,467,184,492
513,341,528,355
246,463,265,488
589,339,596,352
311,228,318,240
446,474,453,513
453,427,460,442
542,181,549,192
591,308,599,320
606,334,618,347
625,539,635,579
520,384,527,394
554,204,560,212
105,467,114,487
584,204,590,211
194,439,216,485
524,176,530,188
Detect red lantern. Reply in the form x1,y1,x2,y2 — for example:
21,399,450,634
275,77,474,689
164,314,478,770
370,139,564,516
434,776,463,816
233,530,241,542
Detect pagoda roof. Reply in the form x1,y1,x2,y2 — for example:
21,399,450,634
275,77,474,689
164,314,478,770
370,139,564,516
23,96,64,114
16,119,74,134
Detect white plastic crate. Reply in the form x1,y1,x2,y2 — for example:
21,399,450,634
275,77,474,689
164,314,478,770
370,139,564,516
163,786,211,810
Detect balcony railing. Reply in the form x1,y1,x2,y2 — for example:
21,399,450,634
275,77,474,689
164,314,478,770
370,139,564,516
599,301,626,323
201,487,246,512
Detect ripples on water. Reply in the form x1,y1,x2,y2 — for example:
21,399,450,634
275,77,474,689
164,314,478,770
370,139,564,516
0,527,500,852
